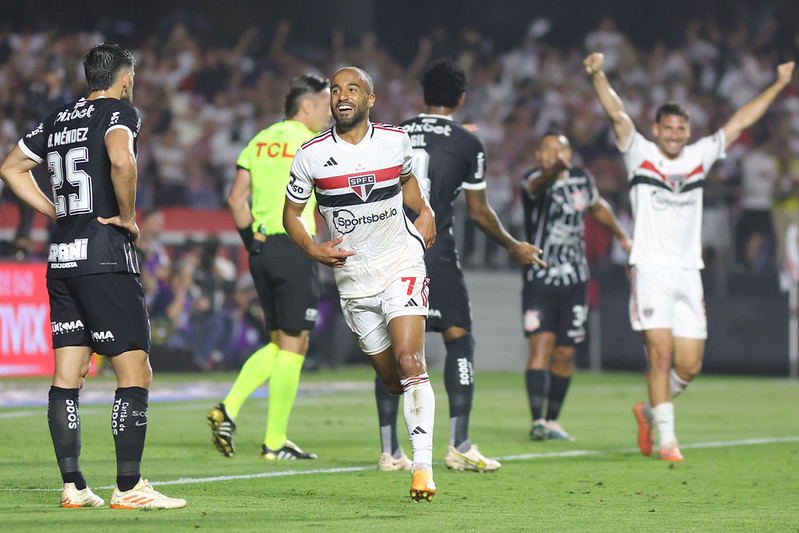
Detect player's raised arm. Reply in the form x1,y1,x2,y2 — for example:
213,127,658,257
584,52,634,150
721,61,795,149
401,172,436,248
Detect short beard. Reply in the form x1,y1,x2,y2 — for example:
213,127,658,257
335,106,367,132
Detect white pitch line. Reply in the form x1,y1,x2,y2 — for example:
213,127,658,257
3,435,798,492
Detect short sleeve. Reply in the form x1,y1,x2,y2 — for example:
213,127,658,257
400,131,413,177
697,129,726,170
235,141,251,171
106,102,141,139
18,122,46,164
286,147,314,203
462,136,487,191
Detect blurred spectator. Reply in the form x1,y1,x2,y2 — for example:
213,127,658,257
137,207,171,304
227,273,268,369
736,128,778,271
772,142,799,287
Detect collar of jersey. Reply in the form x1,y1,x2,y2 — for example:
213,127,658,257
331,122,374,149
418,113,455,121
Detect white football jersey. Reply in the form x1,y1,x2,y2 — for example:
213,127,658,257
622,130,725,268
288,122,427,298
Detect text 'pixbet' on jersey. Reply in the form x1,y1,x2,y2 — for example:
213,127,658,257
54,103,95,123
401,121,453,137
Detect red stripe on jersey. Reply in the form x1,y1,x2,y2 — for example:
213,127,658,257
685,164,704,180
315,165,402,190
639,160,667,181
301,129,333,149
373,123,406,134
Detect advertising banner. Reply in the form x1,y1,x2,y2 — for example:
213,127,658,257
0,262,53,377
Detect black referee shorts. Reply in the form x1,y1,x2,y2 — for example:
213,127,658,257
425,259,472,333
521,282,588,345
249,233,320,332
48,272,151,356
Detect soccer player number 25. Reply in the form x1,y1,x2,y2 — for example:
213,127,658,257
48,148,93,217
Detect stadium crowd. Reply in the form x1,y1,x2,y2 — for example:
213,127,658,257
2,6,799,369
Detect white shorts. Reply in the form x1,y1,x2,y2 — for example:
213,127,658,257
340,276,429,355
629,264,706,339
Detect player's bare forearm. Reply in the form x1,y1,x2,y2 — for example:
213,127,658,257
402,173,436,247
0,147,57,222
227,168,254,229
283,198,316,254
584,53,634,148
722,61,795,147
105,129,137,220
466,189,544,266
283,198,354,267
111,160,137,222
590,198,632,252
400,172,430,215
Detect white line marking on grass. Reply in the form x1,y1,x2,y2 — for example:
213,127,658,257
4,436,799,492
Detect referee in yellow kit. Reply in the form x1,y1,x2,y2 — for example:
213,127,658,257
207,74,330,460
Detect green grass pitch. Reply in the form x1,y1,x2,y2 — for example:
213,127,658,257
1,368,798,531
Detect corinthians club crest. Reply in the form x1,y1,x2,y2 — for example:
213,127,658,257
349,174,376,201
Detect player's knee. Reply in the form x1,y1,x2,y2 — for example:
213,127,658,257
552,346,575,367
382,378,403,395
674,362,701,381
395,350,426,378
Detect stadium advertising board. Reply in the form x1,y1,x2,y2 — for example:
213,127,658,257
0,262,53,377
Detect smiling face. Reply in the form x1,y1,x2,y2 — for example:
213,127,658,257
330,68,374,131
652,113,690,159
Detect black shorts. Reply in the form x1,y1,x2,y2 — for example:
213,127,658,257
521,282,588,346
249,233,320,332
48,272,151,356
425,259,472,332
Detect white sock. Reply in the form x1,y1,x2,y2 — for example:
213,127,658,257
400,373,435,471
652,401,676,447
669,369,689,399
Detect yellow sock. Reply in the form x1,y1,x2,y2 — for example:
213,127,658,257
264,349,305,450
223,343,278,418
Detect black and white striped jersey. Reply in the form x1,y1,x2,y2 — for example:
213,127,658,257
521,166,598,288
19,97,141,278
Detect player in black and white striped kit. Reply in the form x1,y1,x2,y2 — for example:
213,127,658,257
0,42,184,509
373,58,544,473
521,131,630,442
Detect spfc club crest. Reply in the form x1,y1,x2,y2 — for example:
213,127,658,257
349,174,376,200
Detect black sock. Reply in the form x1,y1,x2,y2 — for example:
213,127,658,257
525,369,549,421
546,372,572,421
48,386,86,490
444,333,475,449
374,376,401,455
113,386,149,491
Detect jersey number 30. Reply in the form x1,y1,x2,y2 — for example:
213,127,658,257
48,147,93,217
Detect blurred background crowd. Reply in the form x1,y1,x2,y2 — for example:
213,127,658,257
1,0,799,370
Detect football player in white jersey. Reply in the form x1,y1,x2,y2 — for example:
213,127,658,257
283,66,438,502
585,52,794,461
